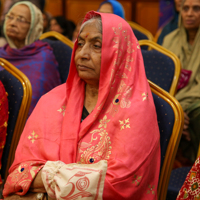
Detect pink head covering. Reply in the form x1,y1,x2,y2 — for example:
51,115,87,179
4,11,160,199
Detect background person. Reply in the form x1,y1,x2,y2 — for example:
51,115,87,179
98,0,125,19
163,0,200,165
50,16,75,41
157,0,183,45
0,1,61,116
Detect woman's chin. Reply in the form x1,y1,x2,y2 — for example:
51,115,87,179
6,33,18,40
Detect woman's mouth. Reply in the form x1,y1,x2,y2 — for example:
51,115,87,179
77,65,90,70
185,20,195,25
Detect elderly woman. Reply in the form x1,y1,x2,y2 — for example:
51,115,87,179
3,11,160,200
98,0,125,19
0,1,61,116
163,0,200,164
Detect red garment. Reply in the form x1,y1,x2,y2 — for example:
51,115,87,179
3,11,160,199
177,156,200,199
0,81,8,184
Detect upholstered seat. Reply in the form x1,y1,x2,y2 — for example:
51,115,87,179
166,167,191,200
143,49,175,91
127,21,154,41
149,81,184,200
127,21,154,50
140,40,181,96
42,39,72,83
0,58,32,182
40,31,73,83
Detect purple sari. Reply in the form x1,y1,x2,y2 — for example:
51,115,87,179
0,40,61,116
159,0,174,28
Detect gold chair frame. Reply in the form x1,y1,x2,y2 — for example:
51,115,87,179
149,80,184,200
127,21,154,41
140,40,181,96
0,58,32,180
153,26,163,43
39,31,74,49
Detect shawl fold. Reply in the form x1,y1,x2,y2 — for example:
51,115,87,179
0,40,61,116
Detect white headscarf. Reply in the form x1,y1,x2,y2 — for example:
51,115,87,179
3,1,43,49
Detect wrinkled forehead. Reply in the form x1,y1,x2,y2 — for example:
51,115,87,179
9,4,31,19
182,0,200,6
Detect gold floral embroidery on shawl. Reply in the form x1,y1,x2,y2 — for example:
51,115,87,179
107,82,133,116
125,55,134,71
99,115,110,128
112,23,122,35
142,92,148,101
119,118,130,130
132,175,142,186
78,115,112,164
28,131,38,143
147,185,155,195
8,162,41,191
57,105,66,116
93,100,106,119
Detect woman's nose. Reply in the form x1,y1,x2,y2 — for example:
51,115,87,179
79,45,90,59
187,8,193,16
8,18,17,26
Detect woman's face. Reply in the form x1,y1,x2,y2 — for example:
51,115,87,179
50,19,63,34
5,4,31,42
175,0,183,12
75,22,102,86
43,13,48,30
181,0,200,30
99,3,113,14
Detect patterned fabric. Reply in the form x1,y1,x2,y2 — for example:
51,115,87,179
177,157,200,199
0,40,61,116
3,161,44,195
0,81,8,184
3,11,160,200
42,160,107,200
3,1,43,49
167,166,191,200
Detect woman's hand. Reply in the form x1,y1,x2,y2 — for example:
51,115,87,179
182,112,190,141
30,169,46,193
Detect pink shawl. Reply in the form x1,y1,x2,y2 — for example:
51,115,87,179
3,11,160,200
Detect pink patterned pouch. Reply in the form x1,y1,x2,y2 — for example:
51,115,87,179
41,160,107,200
177,69,192,91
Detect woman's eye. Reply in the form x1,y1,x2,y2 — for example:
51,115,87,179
77,42,84,47
94,44,102,49
182,6,189,12
194,6,200,12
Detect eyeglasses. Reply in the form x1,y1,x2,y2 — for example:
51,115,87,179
5,14,30,24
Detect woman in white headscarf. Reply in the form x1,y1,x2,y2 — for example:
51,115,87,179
0,1,61,116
